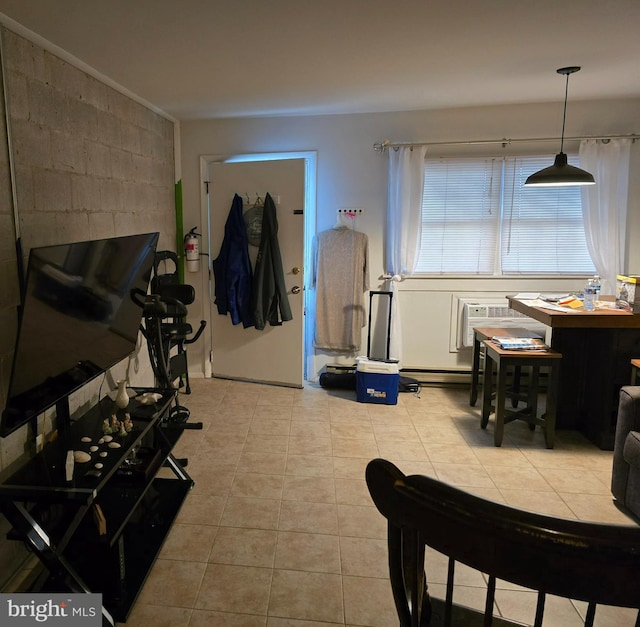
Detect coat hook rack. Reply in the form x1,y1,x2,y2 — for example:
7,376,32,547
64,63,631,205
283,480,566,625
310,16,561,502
240,192,280,205
337,208,364,218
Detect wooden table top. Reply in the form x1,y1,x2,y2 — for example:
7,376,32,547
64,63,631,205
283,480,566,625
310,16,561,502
473,326,544,341
507,296,640,329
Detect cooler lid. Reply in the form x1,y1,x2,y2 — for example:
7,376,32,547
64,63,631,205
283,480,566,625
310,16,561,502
356,357,399,374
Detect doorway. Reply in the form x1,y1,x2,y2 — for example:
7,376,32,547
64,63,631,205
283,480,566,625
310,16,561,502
200,152,317,387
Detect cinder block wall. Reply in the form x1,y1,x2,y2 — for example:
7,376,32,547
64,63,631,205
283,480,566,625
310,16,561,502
0,27,176,589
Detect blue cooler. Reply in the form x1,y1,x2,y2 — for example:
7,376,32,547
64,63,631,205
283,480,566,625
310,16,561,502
356,358,399,405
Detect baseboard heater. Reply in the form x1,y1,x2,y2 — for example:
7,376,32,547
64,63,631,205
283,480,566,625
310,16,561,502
401,367,552,389
401,368,471,385
324,366,471,386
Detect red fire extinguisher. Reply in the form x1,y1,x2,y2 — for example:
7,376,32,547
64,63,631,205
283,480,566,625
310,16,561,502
184,227,201,273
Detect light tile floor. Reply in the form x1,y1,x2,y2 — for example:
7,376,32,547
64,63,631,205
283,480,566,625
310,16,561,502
122,377,638,627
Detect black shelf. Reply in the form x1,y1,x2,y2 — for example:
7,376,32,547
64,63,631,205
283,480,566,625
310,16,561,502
56,478,192,622
95,453,170,549
0,390,195,626
0,394,173,501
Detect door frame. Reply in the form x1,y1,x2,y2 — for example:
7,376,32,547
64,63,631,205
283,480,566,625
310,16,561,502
199,151,317,381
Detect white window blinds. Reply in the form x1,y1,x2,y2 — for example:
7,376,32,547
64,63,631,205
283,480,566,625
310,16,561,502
416,155,595,276
501,156,595,274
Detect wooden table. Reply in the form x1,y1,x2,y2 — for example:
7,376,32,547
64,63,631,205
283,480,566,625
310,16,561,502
507,296,640,449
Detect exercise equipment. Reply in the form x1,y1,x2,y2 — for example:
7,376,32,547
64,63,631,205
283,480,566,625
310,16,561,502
136,251,206,429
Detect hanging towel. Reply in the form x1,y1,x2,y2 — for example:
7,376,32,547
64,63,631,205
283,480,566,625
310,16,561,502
212,193,255,328
313,226,369,351
252,192,292,330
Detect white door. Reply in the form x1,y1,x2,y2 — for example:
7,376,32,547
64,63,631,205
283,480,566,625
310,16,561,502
208,159,305,387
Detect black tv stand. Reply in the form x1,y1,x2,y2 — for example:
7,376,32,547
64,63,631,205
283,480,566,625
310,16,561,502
0,391,193,625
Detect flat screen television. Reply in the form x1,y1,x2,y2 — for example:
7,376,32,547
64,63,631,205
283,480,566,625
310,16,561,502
1,232,160,438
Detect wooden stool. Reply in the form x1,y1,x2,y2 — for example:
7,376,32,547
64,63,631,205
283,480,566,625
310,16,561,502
481,339,562,448
632,359,640,385
469,326,543,407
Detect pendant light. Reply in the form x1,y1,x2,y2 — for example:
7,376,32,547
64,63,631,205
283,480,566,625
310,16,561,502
524,66,595,187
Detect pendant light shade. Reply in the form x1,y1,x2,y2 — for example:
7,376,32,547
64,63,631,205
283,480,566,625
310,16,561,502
524,67,595,187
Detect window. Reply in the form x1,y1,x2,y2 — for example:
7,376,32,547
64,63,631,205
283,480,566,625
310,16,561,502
416,155,595,275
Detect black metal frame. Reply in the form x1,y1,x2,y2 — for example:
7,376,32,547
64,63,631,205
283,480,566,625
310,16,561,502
367,290,393,360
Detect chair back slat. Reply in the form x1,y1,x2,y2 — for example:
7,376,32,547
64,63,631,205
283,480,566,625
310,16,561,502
533,592,545,627
484,575,496,627
445,557,454,626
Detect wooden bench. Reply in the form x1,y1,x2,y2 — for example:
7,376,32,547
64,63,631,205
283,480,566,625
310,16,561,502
469,326,543,407
481,339,562,448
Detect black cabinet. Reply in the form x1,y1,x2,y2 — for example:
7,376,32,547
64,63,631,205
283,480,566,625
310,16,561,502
0,392,193,625
551,327,640,449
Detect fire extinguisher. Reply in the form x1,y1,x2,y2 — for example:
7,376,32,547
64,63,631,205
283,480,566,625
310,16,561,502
184,227,201,273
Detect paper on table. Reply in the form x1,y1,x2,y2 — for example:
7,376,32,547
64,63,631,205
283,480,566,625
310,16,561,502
541,293,571,302
521,299,579,313
513,293,540,299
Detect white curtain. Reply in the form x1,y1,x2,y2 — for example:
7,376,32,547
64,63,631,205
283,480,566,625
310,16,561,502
386,145,427,363
579,138,632,294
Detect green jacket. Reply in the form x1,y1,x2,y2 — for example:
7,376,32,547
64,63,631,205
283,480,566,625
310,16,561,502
251,193,292,330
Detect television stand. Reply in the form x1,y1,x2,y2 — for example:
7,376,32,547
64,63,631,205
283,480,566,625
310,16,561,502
0,392,193,625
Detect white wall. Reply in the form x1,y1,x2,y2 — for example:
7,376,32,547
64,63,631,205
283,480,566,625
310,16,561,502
179,99,640,379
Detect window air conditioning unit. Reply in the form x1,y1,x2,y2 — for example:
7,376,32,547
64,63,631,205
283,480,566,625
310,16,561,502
460,303,548,348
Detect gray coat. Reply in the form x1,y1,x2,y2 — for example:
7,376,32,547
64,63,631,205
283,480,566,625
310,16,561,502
251,193,292,330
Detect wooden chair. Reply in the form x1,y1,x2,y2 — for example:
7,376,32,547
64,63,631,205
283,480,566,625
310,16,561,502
366,458,640,627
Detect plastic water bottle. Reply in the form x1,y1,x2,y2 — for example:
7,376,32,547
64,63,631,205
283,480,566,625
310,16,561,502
592,275,601,301
584,279,596,311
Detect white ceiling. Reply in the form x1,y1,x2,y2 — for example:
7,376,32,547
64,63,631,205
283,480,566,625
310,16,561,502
0,0,639,121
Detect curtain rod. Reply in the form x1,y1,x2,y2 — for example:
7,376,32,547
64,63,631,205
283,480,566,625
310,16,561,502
373,134,639,152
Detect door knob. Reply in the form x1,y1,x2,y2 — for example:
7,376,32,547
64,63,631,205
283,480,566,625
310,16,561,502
292,267,301,275
291,285,301,294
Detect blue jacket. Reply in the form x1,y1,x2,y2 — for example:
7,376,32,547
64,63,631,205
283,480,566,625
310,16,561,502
213,194,255,328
